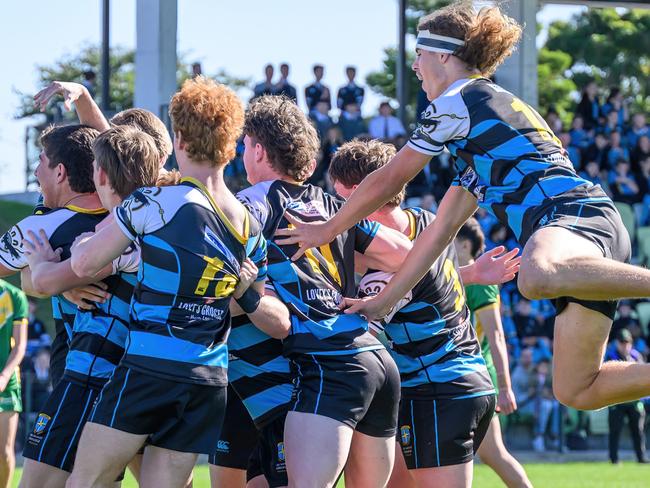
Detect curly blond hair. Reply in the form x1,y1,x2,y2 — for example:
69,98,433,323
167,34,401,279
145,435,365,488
418,1,522,76
169,76,244,167
243,95,320,182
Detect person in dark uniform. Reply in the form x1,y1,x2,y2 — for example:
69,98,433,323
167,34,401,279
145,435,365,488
274,63,297,103
606,328,648,464
277,1,650,413
337,66,364,112
304,64,331,112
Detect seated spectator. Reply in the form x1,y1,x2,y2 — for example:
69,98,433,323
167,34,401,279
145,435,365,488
368,102,406,141
337,66,365,112
611,300,641,341
569,115,590,149
252,63,276,100
337,102,367,141
601,86,628,128
305,64,331,112
606,131,629,168
608,158,640,205
634,156,650,226
559,131,581,169
513,298,552,361
627,113,649,149
602,110,624,137
582,132,609,169
579,160,606,189
275,63,297,102
575,81,601,131
631,135,650,171
545,106,563,135
309,101,334,139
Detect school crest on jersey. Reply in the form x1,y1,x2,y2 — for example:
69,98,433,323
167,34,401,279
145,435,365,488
400,425,412,446
33,413,51,435
458,167,486,202
0,228,22,261
277,442,285,462
286,199,327,219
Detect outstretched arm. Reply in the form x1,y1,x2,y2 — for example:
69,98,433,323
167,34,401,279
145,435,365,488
34,81,110,132
276,145,431,259
358,226,412,273
71,221,132,278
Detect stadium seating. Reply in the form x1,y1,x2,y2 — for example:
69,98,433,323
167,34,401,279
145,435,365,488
637,226,650,268
636,302,650,336
614,202,636,245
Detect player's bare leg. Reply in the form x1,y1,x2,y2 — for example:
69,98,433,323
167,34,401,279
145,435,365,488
477,416,532,488
284,412,353,488
0,412,18,488
344,430,395,488
66,422,146,488
519,226,650,302
386,443,416,488
139,446,197,488
409,463,472,488
19,460,69,488
209,465,247,488
246,475,270,488
127,454,143,485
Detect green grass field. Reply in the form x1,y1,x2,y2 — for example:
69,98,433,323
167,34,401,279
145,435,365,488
8,462,650,487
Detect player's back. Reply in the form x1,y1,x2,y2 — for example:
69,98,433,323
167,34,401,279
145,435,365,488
0,206,108,386
360,207,493,399
238,180,382,356
114,177,265,386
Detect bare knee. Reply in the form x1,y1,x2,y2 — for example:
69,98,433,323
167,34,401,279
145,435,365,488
518,256,561,300
553,380,603,411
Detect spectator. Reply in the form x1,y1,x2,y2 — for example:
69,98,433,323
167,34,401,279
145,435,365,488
602,110,624,137
606,131,629,169
81,70,96,99
631,135,650,171
337,102,367,141
569,116,590,150
367,102,406,141
611,300,641,339
511,348,535,406
309,126,344,190
634,156,650,226
252,63,276,100
601,87,628,128
309,101,334,139
545,106,563,135
575,80,601,131
512,298,552,362
191,62,202,79
305,64,331,112
627,113,649,149
582,132,609,169
24,299,51,359
606,329,648,464
275,63,297,102
559,131,581,169
337,66,364,112
608,158,640,205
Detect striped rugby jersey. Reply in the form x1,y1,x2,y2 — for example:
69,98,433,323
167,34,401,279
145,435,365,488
359,207,494,399
114,177,267,386
0,206,108,387
237,180,383,356
408,77,610,244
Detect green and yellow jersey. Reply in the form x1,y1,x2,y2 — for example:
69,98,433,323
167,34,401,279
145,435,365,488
465,283,500,392
0,279,27,412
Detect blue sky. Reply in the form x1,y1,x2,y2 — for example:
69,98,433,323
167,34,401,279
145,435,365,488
0,1,583,194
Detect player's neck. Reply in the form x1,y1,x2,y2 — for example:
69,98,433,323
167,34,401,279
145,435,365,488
56,189,102,210
370,206,410,237
182,163,228,196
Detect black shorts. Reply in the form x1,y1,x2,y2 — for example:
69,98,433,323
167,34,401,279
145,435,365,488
209,385,257,469
90,365,227,455
530,197,632,320
23,380,99,472
398,393,495,468
247,413,289,488
291,348,400,437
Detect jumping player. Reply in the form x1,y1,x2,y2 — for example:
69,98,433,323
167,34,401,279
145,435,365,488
0,280,27,488
329,139,516,488
65,77,289,488
0,125,106,388
276,2,650,410
456,218,532,488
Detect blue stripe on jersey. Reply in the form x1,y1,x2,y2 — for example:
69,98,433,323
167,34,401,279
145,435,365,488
391,338,458,374
243,383,294,422
299,344,384,356
65,352,118,378
401,354,488,388
131,302,172,326
71,312,129,348
290,313,368,341
399,301,439,314
127,331,228,368
386,319,446,346
228,356,291,382
228,323,272,351
140,262,179,294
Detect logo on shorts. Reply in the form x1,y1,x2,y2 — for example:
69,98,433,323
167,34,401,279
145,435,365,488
400,425,411,446
216,440,230,453
33,413,51,436
277,442,285,462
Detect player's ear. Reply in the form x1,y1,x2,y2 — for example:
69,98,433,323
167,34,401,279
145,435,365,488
174,131,186,151
55,162,67,184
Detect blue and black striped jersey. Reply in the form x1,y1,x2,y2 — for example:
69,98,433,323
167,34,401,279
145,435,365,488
359,207,494,399
408,77,609,244
63,245,140,389
0,206,108,387
114,177,267,386
237,180,383,356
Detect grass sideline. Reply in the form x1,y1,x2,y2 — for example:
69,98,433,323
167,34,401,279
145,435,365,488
9,462,650,487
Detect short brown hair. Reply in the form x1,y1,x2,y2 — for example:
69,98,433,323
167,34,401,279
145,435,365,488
328,139,404,207
168,76,244,167
40,124,99,194
110,108,173,162
92,126,159,198
418,1,522,76
456,217,485,259
244,95,320,182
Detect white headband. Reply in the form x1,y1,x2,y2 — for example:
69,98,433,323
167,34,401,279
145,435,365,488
416,30,465,54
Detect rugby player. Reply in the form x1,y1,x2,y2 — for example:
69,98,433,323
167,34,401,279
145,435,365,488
329,139,517,488
456,218,532,488
0,280,27,488
276,2,650,410
0,124,106,389
18,126,160,488
65,77,289,488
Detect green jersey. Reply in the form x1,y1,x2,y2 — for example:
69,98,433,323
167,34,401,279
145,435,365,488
0,280,28,391
465,283,500,391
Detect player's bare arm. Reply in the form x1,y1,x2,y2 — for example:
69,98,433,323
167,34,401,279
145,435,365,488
70,221,131,278
34,81,110,132
459,246,521,286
